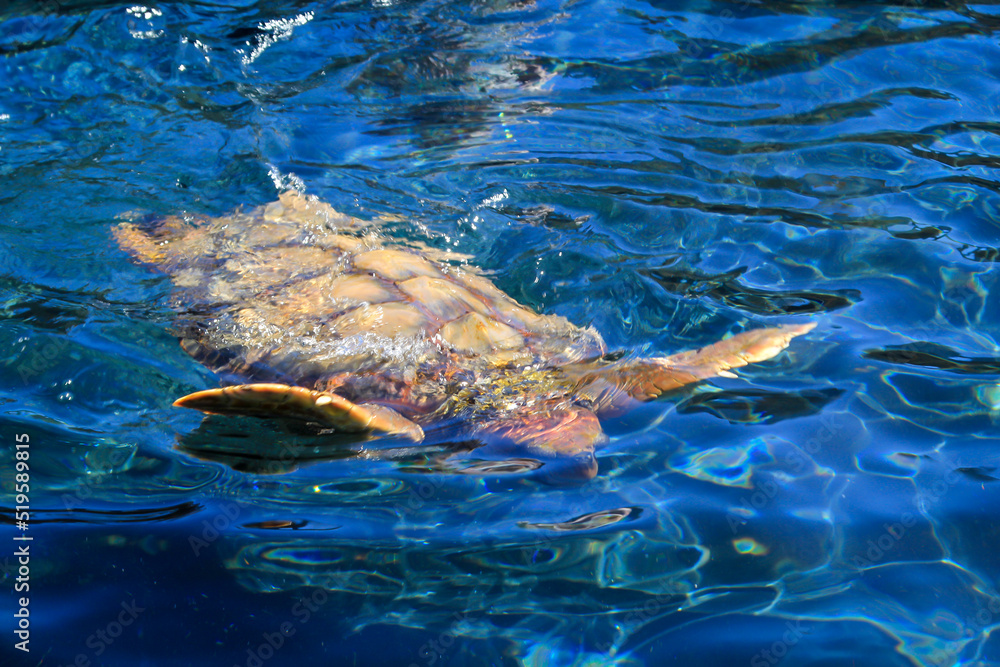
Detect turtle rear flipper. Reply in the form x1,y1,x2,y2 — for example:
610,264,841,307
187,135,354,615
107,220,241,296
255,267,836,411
474,405,606,482
174,383,423,441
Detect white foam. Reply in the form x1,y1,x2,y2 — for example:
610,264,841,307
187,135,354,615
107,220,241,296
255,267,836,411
242,12,314,66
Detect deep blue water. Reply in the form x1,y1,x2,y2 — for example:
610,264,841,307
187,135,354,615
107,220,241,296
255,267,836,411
4,0,1000,665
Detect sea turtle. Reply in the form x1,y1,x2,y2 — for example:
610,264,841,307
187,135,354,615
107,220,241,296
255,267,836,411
115,191,814,480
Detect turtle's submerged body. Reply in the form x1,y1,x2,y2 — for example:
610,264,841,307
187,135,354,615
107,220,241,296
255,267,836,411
115,192,813,480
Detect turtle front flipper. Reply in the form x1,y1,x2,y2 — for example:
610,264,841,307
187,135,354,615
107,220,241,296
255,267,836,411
578,323,816,409
174,384,423,441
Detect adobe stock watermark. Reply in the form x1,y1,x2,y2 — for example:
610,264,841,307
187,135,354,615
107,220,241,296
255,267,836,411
727,413,845,533
15,335,72,385
233,588,329,667
750,620,809,667
12,433,32,654
402,473,449,515
57,599,145,667
5,0,65,39
594,589,680,656
849,512,918,569
727,476,780,533
786,413,844,476
677,0,756,60
256,437,311,476
850,456,961,569
187,437,319,558
189,501,247,556
406,612,471,667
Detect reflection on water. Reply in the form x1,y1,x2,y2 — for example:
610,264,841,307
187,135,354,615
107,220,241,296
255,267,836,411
4,0,1000,664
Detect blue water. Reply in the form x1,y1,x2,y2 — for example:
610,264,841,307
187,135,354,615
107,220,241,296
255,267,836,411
4,1,1000,665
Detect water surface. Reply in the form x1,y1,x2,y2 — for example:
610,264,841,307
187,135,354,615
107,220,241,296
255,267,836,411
3,0,1000,665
